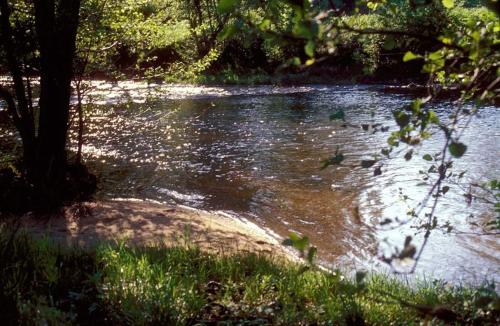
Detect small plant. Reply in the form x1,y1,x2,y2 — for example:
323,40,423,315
282,231,317,266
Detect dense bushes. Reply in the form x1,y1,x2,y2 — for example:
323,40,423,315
1,229,499,325
105,2,496,83
1,0,492,83
319,4,496,80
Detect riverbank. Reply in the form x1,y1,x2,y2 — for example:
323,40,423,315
3,82,498,284
1,223,498,325
9,199,291,259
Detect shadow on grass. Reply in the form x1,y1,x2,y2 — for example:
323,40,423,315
0,227,498,325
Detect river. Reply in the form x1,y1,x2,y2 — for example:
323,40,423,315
68,82,499,283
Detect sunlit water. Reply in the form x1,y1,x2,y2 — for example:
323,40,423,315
63,83,498,283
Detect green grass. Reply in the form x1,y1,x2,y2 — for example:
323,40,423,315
0,228,498,325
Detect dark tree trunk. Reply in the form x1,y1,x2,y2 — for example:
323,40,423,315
32,0,81,201
0,0,82,209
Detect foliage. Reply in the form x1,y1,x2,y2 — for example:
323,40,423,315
3,0,491,83
75,0,192,78
75,0,288,81
214,0,497,79
0,229,499,325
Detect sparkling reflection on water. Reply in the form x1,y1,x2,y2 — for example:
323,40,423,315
70,83,500,283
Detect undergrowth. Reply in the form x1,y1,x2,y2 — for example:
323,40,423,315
0,228,498,325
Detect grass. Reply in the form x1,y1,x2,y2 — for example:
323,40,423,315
0,228,499,325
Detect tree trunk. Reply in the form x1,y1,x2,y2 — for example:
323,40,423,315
31,0,81,203
0,0,81,208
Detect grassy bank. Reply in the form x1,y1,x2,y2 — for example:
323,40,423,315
0,229,498,325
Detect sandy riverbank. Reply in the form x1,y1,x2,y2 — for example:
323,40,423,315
14,199,292,258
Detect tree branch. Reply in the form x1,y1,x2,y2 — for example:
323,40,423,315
324,21,465,53
0,0,34,131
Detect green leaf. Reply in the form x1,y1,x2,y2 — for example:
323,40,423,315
469,48,479,61
403,51,421,62
442,0,455,9
284,232,309,253
423,154,433,161
470,31,481,42
289,231,301,242
304,40,315,57
428,110,440,124
439,36,453,45
448,142,467,158
329,109,345,121
293,22,313,39
258,18,271,30
393,111,410,128
361,160,376,168
428,50,443,61
411,99,422,113
217,0,238,13
218,23,239,40
290,57,301,66
423,58,445,73
292,234,309,251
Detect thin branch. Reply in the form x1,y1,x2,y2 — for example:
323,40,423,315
0,0,34,133
324,21,466,53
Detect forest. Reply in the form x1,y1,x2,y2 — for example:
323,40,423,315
0,0,499,324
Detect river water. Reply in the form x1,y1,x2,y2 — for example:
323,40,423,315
69,82,499,283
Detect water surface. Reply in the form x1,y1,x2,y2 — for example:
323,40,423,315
70,83,499,282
